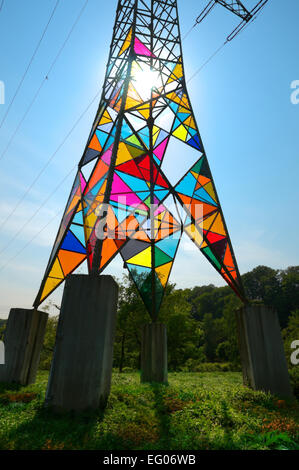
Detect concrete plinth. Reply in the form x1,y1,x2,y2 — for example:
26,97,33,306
0,308,48,385
236,304,293,398
141,322,167,384
45,274,119,412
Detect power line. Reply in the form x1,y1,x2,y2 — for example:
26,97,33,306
183,0,269,84
187,40,228,84
183,0,216,41
0,0,60,130
0,165,76,260
44,0,89,79
182,23,196,42
187,3,267,84
0,89,101,250
0,209,62,275
0,0,4,13
230,3,267,40
0,0,89,163
0,80,47,162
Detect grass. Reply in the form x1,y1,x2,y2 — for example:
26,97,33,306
0,371,298,450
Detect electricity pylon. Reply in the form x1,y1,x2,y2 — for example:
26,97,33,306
194,1,268,41
34,0,246,318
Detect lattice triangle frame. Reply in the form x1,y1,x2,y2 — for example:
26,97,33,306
34,0,245,318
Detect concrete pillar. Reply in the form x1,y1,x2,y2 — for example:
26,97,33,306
141,322,168,384
0,308,48,385
45,274,119,412
236,303,293,398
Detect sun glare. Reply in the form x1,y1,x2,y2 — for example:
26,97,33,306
132,65,160,100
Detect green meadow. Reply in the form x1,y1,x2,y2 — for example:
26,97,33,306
0,371,298,451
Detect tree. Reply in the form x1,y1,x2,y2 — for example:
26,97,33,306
216,294,242,364
187,285,216,320
201,313,221,362
242,265,299,327
114,274,150,371
36,265,299,372
160,289,203,370
113,265,299,370
113,276,203,371
242,265,280,304
39,315,58,370
278,267,299,327
0,320,6,342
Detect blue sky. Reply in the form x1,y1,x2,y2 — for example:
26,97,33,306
0,0,298,318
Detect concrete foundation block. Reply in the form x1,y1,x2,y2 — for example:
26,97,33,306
236,304,293,398
141,322,168,384
0,308,48,385
45,274,119,412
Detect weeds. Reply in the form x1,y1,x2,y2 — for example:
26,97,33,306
0,371,298,450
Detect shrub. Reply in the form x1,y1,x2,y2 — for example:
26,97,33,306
121,367,135,373
0,392,38,404
181,361,241,373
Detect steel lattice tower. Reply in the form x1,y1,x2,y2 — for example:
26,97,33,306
34,0,245,318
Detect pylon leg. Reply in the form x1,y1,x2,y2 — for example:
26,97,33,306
45,274,118,411
0,308,48,385
236,304,293,399
141,322,168,384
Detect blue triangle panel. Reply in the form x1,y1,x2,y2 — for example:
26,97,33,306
176,172,197,197
73,210,84,225
96,129,109,148
61,230,86,254
116,171,149,193
156,234,180,258
187,134,201,150
193,187,217,206
70,223,86,246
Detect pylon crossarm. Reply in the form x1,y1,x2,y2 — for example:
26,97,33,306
215,1,251,20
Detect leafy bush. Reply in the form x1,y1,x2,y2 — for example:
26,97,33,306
182,361,241,373
121,367,135,373
39,316,58,370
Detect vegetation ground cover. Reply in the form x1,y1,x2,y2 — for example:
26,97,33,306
0,371,298,451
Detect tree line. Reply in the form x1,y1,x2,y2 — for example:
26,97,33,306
112,265,299,372
33,265,299,373
0,265,297,372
